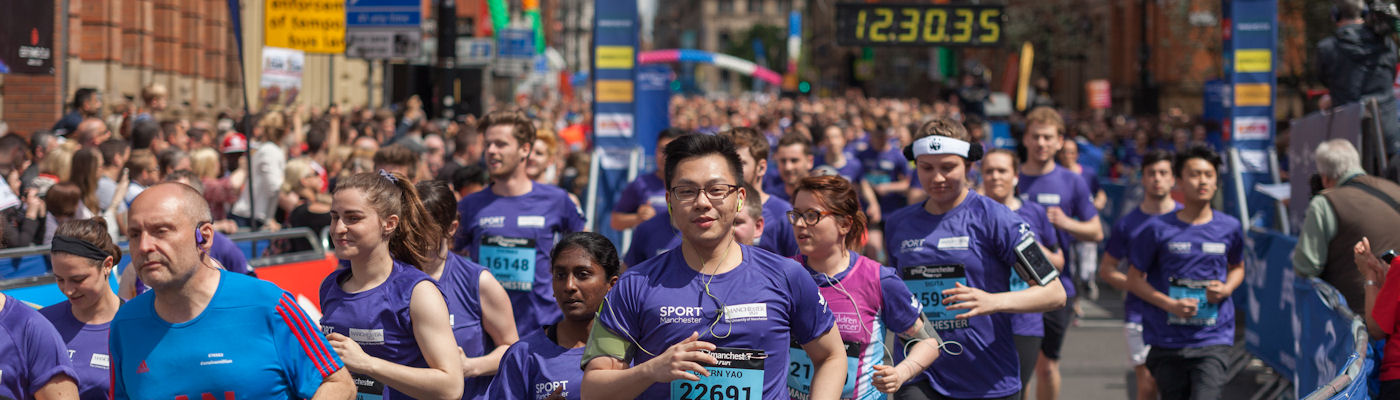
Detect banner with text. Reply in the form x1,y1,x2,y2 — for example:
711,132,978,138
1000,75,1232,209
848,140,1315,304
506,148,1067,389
1222,0,1279,229
264,0,345,53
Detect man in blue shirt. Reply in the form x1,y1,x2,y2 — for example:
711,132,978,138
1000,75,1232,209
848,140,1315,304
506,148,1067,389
110,183,354,399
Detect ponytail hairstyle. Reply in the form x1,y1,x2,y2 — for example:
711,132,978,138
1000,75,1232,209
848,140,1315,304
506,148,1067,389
332,171,443,270
414,180,458,238
791,175,868,251
53,216,122,270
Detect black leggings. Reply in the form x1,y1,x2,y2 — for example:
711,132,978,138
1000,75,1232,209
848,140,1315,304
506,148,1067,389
1013,335,1043,392
894,380,1023,400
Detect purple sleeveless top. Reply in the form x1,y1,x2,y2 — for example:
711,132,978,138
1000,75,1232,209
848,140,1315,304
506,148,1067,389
319,260,438,400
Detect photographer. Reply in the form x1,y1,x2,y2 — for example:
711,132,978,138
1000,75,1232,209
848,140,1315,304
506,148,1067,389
1316,0,1400,178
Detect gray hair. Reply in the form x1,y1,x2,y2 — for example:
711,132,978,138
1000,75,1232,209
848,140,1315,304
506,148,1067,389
1315,138,1363,182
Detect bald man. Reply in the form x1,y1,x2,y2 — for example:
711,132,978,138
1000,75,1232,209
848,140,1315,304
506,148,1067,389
109,183,354,399
71,118,112,147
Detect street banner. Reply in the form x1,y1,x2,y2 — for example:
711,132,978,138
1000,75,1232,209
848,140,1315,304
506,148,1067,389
1222,0,1278,230
264,0,345,53
635,64,672,171
0,0,55,75
345,0,421,59
261,47,304,106
589,0,640,248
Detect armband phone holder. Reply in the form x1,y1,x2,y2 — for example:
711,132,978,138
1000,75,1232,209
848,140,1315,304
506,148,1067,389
1014,236,1059,287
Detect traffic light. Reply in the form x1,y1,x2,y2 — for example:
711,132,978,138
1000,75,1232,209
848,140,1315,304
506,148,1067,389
799,81,811,94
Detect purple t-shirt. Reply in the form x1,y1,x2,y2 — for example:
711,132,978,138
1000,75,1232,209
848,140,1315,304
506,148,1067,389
1,294,76,400
594,245,835,399
623,209,681,267
1009,201,1059,337
814,151,864,185
858,147,911,214
1128,210,1243,349
38,301,110,400
486,327,584,400
759,196,800,257
454,183,586,336
614,173,667,215
1106,204,1182,324
1018,165,1098,298
1077,165,1102,198
883,192,1031,399
208,231,249,275
319,260,438,400
436,253,491,400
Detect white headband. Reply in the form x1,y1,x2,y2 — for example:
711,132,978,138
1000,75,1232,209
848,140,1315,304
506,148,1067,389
911,135,972,158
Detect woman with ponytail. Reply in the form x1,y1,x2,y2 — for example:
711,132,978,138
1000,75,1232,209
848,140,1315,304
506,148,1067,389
320,170,464,399
38,217,122,399
416,180,519,399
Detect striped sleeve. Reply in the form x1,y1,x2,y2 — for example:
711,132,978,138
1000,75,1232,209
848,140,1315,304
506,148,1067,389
275,292,343,398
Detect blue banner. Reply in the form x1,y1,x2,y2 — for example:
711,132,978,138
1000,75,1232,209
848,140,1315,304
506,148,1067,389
1222,0,1279,229
635,64,673,172
589,0,639,248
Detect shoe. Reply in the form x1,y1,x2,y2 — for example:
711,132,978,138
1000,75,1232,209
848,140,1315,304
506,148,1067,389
1086,280,1100,301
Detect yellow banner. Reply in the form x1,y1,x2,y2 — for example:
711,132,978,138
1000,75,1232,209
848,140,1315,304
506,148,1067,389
1235,83,1272,107
596,80,634,103
596,46,635,69
1235,49,1272,73
265,0,346,53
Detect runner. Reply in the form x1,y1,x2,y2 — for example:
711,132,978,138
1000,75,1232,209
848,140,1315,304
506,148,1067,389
978,149,1066,393
1098,150,1178,400
320,171,463,399
488,232,621,400
454,111,586,336
1,293,78,399
612,128,689,231
39,217,122,399
623,205,681,267
720,127,801,257
771,132,815,201
733,183,765,246
1126,145,1244,400
417,180,520,399
857,124,909,264
1056,139,1106,300
788,174,941,399
814,124,882,239
1017,107,1102,400
886,118,1066,400
112,183,351,398
580,133,846,399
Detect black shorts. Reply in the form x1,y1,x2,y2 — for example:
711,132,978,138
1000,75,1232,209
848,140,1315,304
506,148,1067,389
894,380,1023,400
1145,345,1231,400
1040,295,1075,360
1013,335,1042,391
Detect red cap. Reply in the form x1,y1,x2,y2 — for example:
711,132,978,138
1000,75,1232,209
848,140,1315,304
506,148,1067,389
221,133,247,153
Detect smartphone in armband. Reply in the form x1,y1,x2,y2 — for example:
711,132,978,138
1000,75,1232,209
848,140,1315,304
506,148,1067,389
1013,236,1059,287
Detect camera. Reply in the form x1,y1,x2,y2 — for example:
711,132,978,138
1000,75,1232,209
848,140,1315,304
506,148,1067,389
1367,0,1400,37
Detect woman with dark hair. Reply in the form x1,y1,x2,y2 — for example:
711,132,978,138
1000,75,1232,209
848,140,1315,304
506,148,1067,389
44,182,91,245
39,217,123,399
71,147,103,216
787,174,940,398
489,232,620,400
885,118,1066,400
319,171,463,399
416,180,518,399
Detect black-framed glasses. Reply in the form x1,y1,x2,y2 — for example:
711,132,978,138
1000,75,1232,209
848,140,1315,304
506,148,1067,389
669,184,740,203
787,209,840,226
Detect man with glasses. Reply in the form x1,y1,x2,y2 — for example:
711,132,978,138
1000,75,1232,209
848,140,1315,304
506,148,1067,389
581,134,848,400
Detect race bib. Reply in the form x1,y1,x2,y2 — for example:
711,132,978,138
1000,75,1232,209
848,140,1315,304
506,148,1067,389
786,341,859,399
864,172,892,185
351,372,385,400
1036,193,1062,206
1009,270,1029,292
671,347,765,400
902,264,970,330
1168,277,1219,326
480,235,537,291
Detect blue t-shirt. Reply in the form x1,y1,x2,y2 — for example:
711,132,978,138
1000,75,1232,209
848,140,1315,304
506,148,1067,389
110,271,342,399
1,294,76,400
759,196,800,257
487,327,584,400
39,301,110,400
319,260,437,400
1018,165,1098,298
437,253,492,400
594,245,836,399
615,173,668,215
624,209,681,267
1128,210,1243,349
884,192,1033,399
1009,201,1059,337
1105,204,1182,324
454,183,586,336
1075,138,1105,179
858,147,911,214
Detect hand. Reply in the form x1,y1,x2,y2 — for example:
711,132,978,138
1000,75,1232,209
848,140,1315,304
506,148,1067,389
1169,297,1199,319
23,188,42,219
639,331,718,384
1356,237,1388,284
943,282,1004,319
263,220,282,232
637,204,656,221
872,364,912,393
1046,206,1069,228
543,386,565,400
1205,281,1229,304
327,333,376,373
7,160,27,195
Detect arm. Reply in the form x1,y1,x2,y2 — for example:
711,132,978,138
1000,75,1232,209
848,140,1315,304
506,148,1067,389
1093,190,1107,211
1356,237,1389,338
1126,266,1196,319
581,331,718,400
875,177,911,197
860,181,882,223
943,277,1066,317
1047,207,1104,242
464,272,519,377
329,281,464,400
308,368,356,400
32,375,79,400
872,318,940,393
1293,196,1336,277
1205,262,1245,304
609,205,656,231
1098,254,1128,291
798,327,848,400
1045,244,1064,270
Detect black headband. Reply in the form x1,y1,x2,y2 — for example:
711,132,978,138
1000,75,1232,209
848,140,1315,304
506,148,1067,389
51,235,111,262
